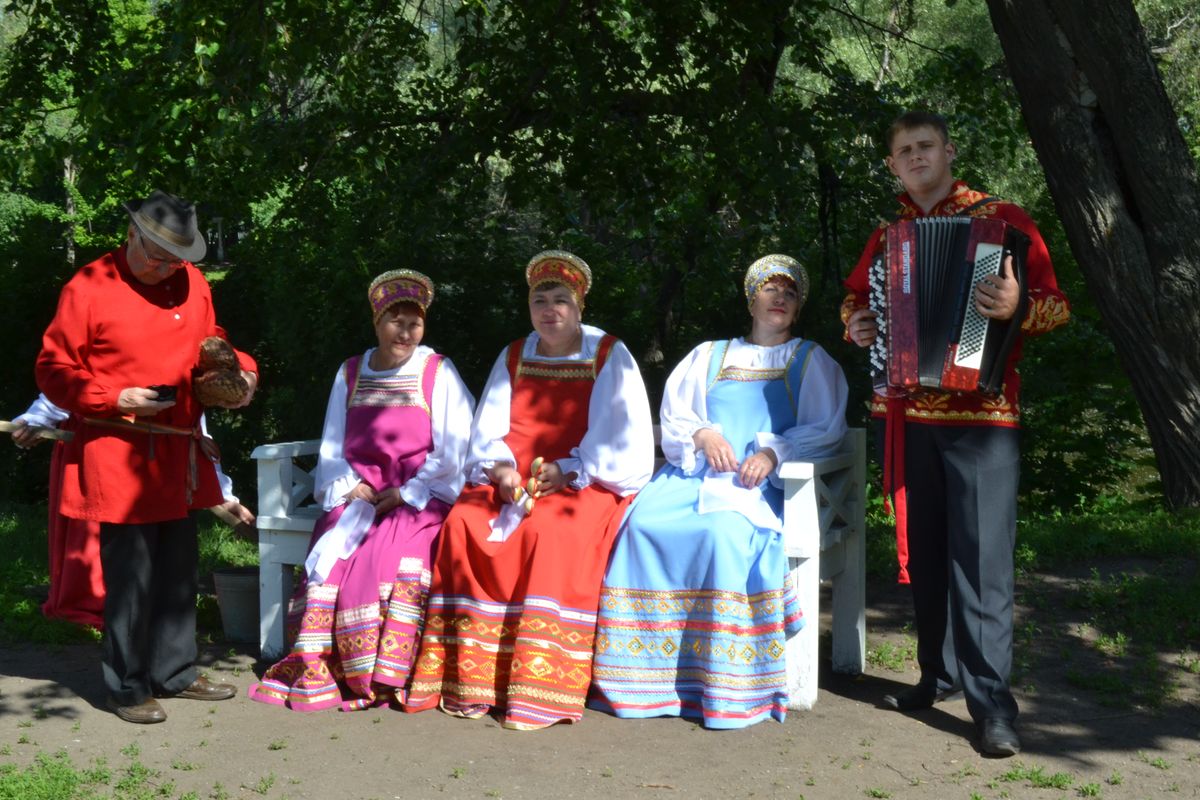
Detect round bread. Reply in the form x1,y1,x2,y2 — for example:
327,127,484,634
198,336,239,372
194,369,249,407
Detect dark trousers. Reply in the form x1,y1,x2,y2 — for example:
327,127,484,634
99,516,200,705
880,422,1020,723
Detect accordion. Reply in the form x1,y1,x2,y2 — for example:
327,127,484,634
867,217,1029,395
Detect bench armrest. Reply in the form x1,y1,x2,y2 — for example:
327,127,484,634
251,440,321,460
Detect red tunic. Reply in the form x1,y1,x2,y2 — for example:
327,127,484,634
841,182,1070,581
36,246,257,524
42,422,105,628
406,335,635,729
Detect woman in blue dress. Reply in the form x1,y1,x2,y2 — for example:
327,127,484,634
590,254,848,729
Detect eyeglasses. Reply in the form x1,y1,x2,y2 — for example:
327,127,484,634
132,231,184,269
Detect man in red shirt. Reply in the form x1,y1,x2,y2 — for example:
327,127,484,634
37,190,258,724
842,112,1069,756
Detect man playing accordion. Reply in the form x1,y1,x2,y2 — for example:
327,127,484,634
842,111,1069,757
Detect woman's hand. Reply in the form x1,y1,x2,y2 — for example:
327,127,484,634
694,428,738,474
738,448,778,489
372,487,402,517
486,463,523,505
534,461,576,497
10,420,45,450
344,481,377,505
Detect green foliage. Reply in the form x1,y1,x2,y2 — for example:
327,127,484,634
0,0,1197,513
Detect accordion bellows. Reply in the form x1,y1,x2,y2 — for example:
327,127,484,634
194,337,249,407
868,217,1029,396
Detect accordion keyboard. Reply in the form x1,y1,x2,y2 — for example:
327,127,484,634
954,242,1004,369
866,255,889,389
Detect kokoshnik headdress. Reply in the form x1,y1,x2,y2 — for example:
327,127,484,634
368,269,435,323
743,254,809,310
526,250,592,311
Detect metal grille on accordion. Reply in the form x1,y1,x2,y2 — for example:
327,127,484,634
867,216,1030,396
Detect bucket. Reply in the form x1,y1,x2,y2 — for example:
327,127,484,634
212,566,260,645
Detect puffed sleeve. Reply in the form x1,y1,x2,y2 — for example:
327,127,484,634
756,344,849,476
995,204,1070,336
658,342,720,475
559,339,654,496
312,361,362,511
465,348,518,486
400,357,477,509
14,394,70,428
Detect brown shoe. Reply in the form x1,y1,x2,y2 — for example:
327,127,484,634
107,696,167,724
167,675,237,701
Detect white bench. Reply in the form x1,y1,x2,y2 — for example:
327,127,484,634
780,427,868,709
251,429,868,707
250,439,322,661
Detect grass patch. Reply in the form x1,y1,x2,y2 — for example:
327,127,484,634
1052,562,1199,709
0,503,257,646
0,751,105,799
1015,502,1200,572
996,761,1074,790
0,505,100,646
866,636,916,672
0,749,184,799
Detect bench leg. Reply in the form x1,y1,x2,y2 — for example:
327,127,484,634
258,548,293,662
785,555,819,710
829,527,866,675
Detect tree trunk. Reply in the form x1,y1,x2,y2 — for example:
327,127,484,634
63,155,77,268
985,0,1200,509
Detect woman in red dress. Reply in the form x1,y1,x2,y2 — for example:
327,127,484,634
405,250,654,729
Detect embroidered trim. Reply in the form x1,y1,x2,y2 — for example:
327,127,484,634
869,399,1021,425
716,366,786,383
347,353,434,415
1023,293,1070,334
517,362,600,380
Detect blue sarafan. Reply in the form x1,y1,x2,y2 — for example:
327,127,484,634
590,335,847,730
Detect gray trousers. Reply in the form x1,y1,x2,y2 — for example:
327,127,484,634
884,422,1021,723
99,516,199,705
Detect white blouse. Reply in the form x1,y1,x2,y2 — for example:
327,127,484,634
312,346,476,511
659,337,849,478
467,324,654,496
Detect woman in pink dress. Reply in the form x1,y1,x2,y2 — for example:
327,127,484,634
249,270,475,711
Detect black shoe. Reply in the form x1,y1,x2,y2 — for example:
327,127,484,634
978,718,1021,757
883,683,937,711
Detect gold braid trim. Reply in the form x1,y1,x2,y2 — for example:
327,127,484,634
868,400,1021,425
1023,292,1071,334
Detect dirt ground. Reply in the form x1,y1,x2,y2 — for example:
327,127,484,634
2,575,1198,800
